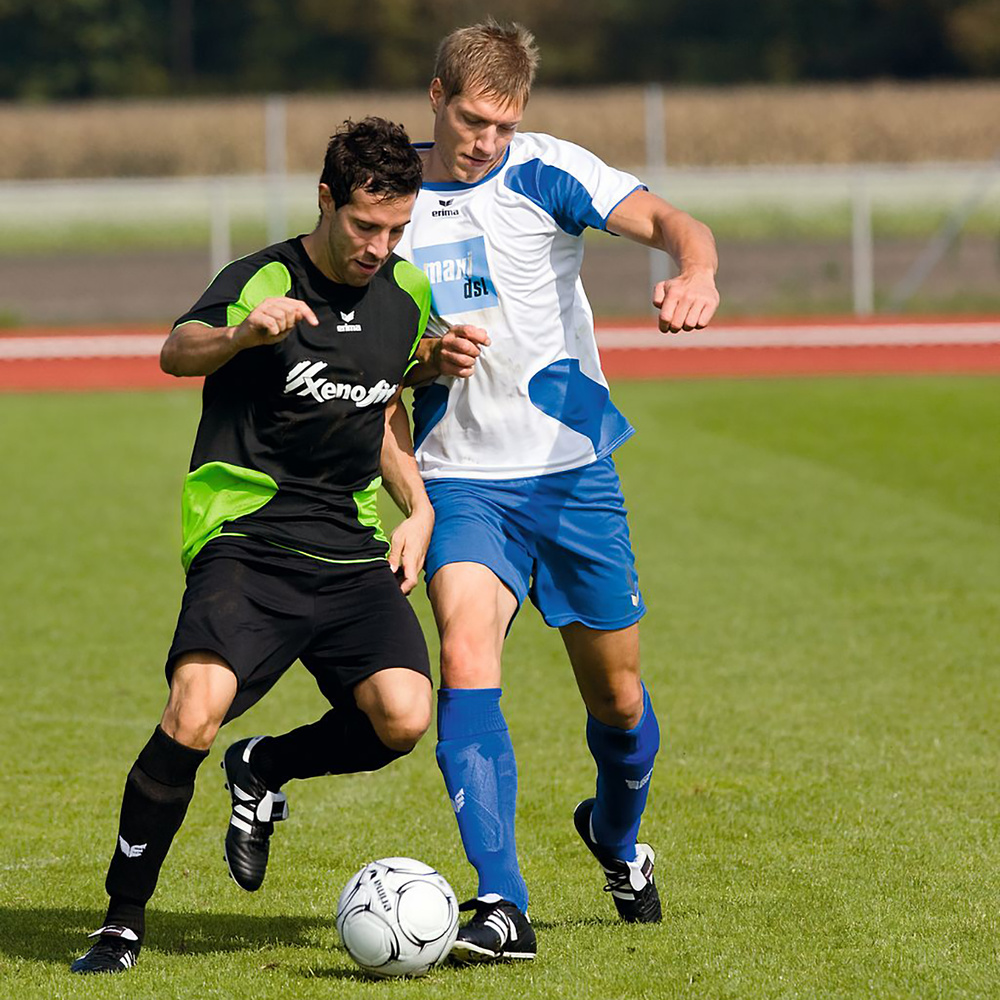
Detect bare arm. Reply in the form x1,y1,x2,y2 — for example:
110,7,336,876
160,296,319,377
606,189,720,333
380,391,435,595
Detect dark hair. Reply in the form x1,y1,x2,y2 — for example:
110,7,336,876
320,117,422,209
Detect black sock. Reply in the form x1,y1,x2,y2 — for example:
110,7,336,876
103,727,209,939
251,706,406,790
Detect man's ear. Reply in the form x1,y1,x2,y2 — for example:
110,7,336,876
429,78,444,113
318,183,334,216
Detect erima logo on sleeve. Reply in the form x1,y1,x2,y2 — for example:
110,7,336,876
284,360,397,406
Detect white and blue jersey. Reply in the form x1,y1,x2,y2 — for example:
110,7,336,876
396,132,646,480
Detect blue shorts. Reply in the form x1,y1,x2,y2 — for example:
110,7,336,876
424,456,645,630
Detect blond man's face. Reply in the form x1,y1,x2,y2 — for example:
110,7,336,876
429,81,524,184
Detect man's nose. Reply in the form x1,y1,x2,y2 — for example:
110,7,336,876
367,231,390,259
473,126,498,157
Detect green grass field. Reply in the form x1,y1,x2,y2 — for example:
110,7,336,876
1,376,997,999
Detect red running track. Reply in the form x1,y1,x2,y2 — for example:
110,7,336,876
1,319,999,392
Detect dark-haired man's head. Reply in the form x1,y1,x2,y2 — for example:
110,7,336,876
308,117,422,286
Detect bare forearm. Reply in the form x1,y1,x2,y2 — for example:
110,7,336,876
608,189,718,278
160,322,242,377
655,208,718,278
161,297,319,377
381,397,432,517
403,339,440,387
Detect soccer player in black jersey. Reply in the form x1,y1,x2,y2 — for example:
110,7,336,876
71,118,435,974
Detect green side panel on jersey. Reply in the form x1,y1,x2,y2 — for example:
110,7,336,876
353,476,389,547
226,261,293,327
393,259,432,358
181,461,279,571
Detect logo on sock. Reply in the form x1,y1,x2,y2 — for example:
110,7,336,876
118,836,147,859
451,788,466,814
625,766,653,791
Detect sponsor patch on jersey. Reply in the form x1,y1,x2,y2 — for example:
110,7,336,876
410,236,497,314
284,360,396,406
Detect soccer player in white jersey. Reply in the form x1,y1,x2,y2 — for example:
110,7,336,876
396,19,720,962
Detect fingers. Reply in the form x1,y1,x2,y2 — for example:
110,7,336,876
396,552,418,595
242,297,318,345
439,325,490,378
389,537,420,595
450,324,491,347
387,533,403,578
655,277,720,333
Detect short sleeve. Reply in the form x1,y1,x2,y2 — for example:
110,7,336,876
503,135,646,236
172,258,292,331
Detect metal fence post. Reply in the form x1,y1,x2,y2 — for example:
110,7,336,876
644,83,670,294
887,148,1000,313
852,173,874,316
209,178,231,278
265,94,288,245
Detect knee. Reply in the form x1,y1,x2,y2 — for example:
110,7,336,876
439,632,499,688
374,701,431,753
587,681,645,730
162,656,236,750
160,701,223,751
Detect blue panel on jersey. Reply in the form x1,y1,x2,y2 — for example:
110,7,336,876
504,159,606,236
527,359,634,456
410,236,498,315
413,382,450,449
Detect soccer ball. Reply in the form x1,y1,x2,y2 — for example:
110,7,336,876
336,857,459,977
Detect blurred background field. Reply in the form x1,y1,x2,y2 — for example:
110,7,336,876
1,83,999,323
1,82,997,180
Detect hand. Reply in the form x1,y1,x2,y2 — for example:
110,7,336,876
233,296,319,349
433,325,490,378
387,505,435,595
653,270,720,333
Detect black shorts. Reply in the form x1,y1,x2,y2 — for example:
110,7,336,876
166,535,430,724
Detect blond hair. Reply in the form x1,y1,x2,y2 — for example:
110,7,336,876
433,18,539,109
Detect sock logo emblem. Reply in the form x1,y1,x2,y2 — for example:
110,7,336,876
118,836,147,859
451,788,466,814
626,767,653,791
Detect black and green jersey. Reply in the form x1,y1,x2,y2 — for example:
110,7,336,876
173,237,430,571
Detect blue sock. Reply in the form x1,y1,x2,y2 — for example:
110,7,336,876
586,685,660,862
436,688,528,912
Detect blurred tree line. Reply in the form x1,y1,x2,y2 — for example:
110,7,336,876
1,0,998,101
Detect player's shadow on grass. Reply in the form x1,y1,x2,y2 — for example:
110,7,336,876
0,905,333,965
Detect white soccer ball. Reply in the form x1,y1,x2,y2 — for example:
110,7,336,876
336,857,459,977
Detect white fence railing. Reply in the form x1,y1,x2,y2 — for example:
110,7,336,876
0,161,997,317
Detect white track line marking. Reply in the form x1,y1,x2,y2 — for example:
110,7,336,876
0,335,164,360
0,323,998,361
596,322,1000,350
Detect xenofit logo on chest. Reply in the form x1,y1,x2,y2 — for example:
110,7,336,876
337,310,362,332
432,198,461,218
284,360,396,406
